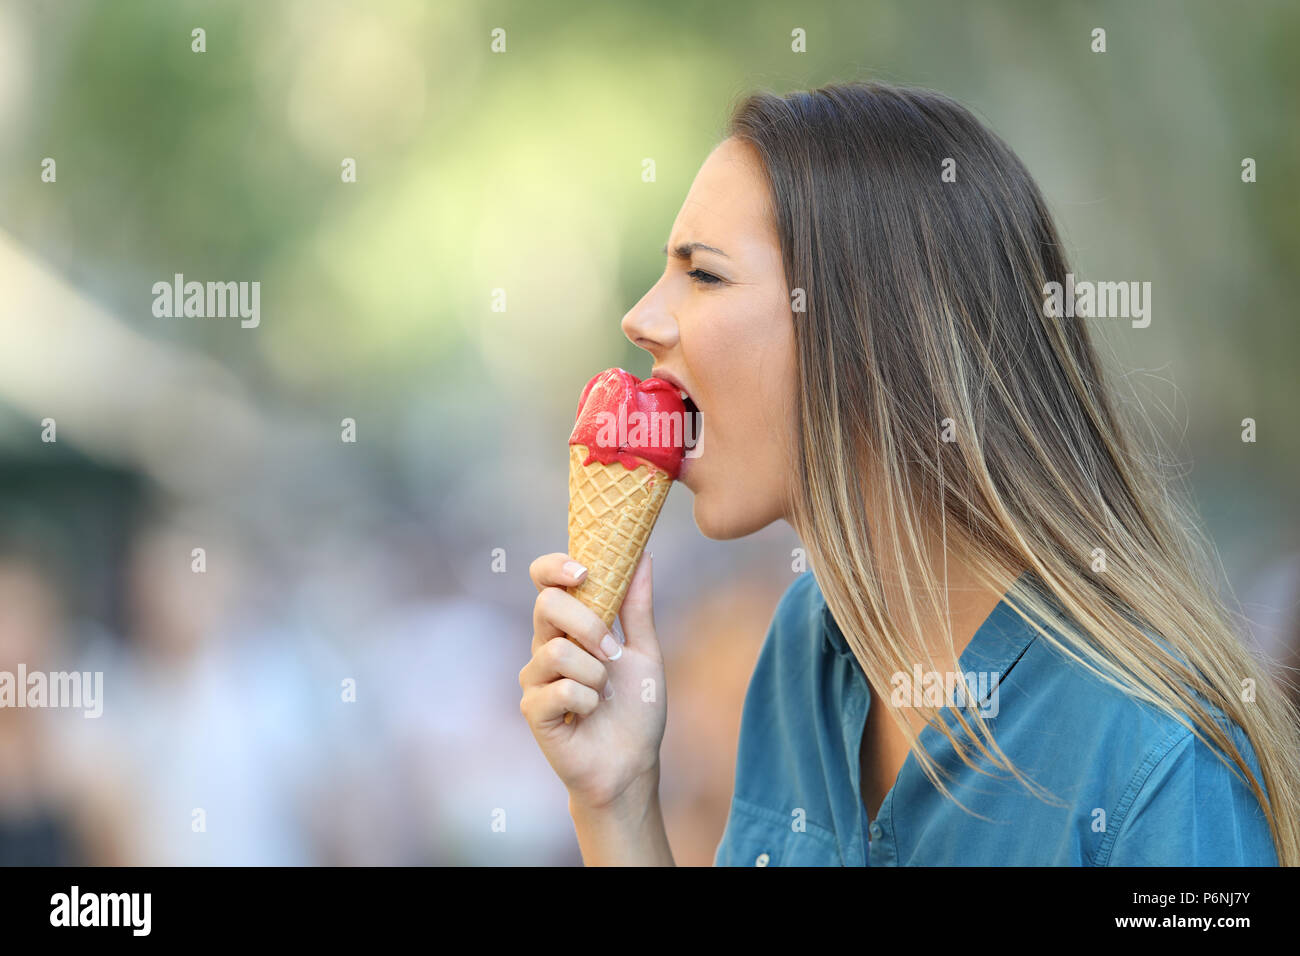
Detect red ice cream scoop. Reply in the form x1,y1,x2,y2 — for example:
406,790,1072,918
568,367,687,479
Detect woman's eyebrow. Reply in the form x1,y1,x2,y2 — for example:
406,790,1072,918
661,240,730,258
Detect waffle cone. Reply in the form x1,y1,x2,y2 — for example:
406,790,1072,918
565,443,672,631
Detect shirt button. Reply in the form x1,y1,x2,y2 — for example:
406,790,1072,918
755,852,770,867
869,823,882,840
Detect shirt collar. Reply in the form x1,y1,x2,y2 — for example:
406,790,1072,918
819,571,1049,689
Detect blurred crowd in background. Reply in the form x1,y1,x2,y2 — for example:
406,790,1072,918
0,0,1296,865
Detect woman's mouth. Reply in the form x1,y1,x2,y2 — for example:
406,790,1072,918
650,369,704,467
679,390,703,461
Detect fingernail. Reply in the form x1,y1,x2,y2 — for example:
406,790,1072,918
563,561,587,581
600,633,622,660
603,680,615,700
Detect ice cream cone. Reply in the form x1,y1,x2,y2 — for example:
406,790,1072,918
561,368,685,724
566,443,671,628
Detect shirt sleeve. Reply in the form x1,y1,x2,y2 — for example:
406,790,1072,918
1105,724,1278,866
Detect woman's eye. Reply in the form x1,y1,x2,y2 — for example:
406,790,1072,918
687,268,722,285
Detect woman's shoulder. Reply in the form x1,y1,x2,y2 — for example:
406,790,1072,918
1001,586,1277,863
763,571,832,650
1099,713,1278,865
773,568,824,616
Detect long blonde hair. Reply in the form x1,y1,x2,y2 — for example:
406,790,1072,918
727,81,1300,863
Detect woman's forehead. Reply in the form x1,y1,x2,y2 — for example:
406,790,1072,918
674,152,775,253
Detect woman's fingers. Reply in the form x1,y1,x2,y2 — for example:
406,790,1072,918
532,586,622,663
529,552,589,592
520,678,601,724
518,636,608,696
618,552,655,644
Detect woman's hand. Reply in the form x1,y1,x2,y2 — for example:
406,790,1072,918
520,551,667,810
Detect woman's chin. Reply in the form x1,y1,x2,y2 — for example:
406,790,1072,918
691,492,772,541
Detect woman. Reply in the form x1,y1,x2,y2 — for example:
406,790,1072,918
518,81,1298,865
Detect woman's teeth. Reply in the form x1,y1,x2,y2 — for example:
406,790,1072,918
679,391,703,458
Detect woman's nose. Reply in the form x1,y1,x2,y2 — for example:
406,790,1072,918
621,285,679,354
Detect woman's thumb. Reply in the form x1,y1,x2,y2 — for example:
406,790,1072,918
618,551,657,643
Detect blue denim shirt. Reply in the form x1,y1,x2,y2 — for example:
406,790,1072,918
714,570,1278,866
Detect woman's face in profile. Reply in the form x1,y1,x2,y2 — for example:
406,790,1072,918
622,136,798,540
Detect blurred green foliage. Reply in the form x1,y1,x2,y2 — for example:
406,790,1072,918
0,0,1295,575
